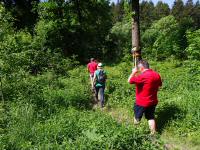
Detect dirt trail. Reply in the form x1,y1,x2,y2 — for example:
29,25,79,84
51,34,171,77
90,86,198,150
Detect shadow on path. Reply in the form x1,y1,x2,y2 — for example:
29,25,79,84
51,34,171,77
156,103,185,133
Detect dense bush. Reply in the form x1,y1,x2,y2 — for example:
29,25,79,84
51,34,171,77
104,3,132,63
106,19,131,62
142,15,181,60
1,107,163,150
186,29,200,60
35,1,112,61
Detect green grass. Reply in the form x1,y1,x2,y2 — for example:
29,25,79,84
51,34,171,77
0,60,200,149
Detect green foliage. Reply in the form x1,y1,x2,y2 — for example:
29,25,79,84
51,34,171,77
105,62,133,107
3,0,39,30
142,15,181,60
0,4,79,75
193,1,200,29
154,1,170,20
171,0,185,21
140,1,156,31
105,15,132,62
36,0,112,61
2,106,162,149
171,0,196,52
0,31,32,73
111,0,126,23
140,1,170,32
186,29,200,60
2,1,113,63
0,4,13,39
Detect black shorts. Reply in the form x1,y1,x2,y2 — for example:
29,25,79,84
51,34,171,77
134,104,156,121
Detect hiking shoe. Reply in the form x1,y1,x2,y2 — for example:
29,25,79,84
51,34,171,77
134,118,140,125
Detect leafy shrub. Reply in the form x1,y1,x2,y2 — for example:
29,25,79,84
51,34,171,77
105,16,132,63
105,62,134,107
0,4,14,39
142,15,181,60
186,29,200,60
2,107,162,150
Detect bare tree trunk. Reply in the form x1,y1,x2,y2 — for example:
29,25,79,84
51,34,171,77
132,0,141,65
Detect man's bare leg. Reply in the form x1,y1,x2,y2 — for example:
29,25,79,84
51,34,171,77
90,75,94,91
148,119,156,134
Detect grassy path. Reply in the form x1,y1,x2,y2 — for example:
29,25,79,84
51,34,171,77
95,105,199,150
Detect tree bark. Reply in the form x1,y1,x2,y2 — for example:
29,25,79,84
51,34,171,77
132,0,141,63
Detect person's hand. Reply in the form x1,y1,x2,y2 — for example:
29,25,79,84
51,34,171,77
132,67,138,74
128,67,138,82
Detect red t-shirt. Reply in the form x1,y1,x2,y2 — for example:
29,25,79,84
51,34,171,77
87,61,98,75
129,69,162,107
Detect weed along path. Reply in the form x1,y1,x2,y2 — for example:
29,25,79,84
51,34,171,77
97,106,199,150
91,61,200,150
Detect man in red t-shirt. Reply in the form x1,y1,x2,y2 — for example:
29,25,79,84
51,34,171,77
128,60,162,134
87,58,98,88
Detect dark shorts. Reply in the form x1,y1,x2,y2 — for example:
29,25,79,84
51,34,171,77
134,104,156,121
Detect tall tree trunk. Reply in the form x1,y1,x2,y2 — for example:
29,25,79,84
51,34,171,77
132,0,141,64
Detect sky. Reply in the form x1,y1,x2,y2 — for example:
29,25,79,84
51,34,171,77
110,0,198,8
